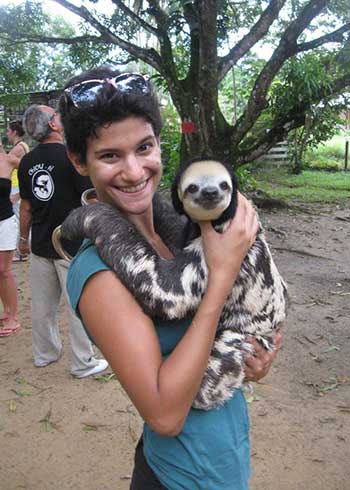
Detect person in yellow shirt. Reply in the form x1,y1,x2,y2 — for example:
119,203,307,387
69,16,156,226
0,119,29,334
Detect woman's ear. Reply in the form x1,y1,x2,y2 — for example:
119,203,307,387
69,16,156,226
67,150,89,177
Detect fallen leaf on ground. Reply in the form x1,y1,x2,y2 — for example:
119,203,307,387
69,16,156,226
11,389,31,397
9,400,17,412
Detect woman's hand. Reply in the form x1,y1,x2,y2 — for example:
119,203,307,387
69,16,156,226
199,193,259,292
10,194,20,205
18,238,30,257
244,331,282,382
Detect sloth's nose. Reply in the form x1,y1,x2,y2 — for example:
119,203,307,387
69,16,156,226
202,187,219,199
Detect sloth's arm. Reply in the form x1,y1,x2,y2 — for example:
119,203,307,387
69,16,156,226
60,203,206,319
192,235,288,410
193,329,249,410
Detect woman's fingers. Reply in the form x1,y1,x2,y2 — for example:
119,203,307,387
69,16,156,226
198,193,259,295
244,332,283,382
274,331,282,353
228,193,259,245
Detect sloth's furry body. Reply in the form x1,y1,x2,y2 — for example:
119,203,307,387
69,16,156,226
61,190,287,410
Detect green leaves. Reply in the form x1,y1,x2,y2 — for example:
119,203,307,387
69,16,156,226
0,0,349,164
270,53,333,116
0,3,117,98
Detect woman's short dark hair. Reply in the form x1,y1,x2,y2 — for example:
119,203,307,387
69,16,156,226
9,119,25,137
59,66,163,164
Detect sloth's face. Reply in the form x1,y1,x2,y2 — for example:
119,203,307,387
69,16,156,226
178,161,233,221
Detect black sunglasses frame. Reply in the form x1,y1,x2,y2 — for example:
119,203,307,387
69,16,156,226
63,73,150,109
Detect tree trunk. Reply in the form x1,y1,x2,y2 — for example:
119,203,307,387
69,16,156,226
177,0,233,164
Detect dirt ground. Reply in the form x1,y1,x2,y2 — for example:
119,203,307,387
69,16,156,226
1,203,349,490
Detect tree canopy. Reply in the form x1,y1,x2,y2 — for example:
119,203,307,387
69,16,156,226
1,0,349,165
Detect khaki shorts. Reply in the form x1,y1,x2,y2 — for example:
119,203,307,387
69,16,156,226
0,215,18,251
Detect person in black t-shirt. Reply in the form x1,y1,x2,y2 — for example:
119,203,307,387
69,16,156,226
18,104,108,378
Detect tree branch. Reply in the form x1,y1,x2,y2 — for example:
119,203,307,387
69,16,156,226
145,0,183,96
231,0,330,146
240,72,350,164
181,1,200,86
146,0,170,26
331,72,350,94
50,0,162,71
296,22,350,53
240,118,302,164
218,0,287,80
110,0,158,37
0,33,107,45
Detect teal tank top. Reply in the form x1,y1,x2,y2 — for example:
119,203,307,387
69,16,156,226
67,242,251,490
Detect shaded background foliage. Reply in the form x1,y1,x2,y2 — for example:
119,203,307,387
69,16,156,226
0,0,349,173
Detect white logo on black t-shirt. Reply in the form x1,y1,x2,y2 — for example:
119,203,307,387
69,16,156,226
32,170,54,201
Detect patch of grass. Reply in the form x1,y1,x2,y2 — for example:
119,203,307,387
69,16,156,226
304,132,349,171
251,166,350,205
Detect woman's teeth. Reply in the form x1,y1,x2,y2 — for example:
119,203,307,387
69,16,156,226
120,180,147,193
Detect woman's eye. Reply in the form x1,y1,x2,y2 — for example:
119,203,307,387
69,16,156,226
101,153,117,161
138,142,152,153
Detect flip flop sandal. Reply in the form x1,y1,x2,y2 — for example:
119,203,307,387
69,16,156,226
0,323,21,337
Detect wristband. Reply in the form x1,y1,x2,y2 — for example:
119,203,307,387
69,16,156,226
19,236,28,242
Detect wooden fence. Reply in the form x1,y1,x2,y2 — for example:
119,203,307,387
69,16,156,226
259,141,290,165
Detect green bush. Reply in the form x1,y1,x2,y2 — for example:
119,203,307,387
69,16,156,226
304,154,343,172
160,101,181,189
235,165,258,192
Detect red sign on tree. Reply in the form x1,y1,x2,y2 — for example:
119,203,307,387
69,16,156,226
181,121,196,134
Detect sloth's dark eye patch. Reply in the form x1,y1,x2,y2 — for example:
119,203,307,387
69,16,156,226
220,181,230,191
187,184,199,194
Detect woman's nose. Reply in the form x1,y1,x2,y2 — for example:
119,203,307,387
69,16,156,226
123,155,144,181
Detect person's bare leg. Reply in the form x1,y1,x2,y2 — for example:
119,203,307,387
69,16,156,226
0,281,7,320
0,250,19,331
0,309,8,321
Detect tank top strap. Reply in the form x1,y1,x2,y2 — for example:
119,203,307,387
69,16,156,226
17,141,30,154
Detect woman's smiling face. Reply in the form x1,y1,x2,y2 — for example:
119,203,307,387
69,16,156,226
75,116,162,218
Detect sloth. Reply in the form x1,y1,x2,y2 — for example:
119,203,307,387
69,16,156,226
54,158,288,410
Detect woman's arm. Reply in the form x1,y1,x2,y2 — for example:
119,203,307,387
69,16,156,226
0,142,22,169
18,199,32,256
78,194,258,436
10,144,26,166
0,152,19,171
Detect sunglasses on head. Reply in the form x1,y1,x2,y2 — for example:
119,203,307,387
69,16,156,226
64,73,150,109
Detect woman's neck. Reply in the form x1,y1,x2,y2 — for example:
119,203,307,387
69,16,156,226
13,136,23,146
127,205,155,237
127,207,174,260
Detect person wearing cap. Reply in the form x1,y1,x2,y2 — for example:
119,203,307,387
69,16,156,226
17,104,108,377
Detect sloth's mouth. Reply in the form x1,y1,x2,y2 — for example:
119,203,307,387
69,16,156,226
196,196,225,209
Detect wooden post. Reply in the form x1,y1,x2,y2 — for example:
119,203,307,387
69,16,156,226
345,141,349,171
